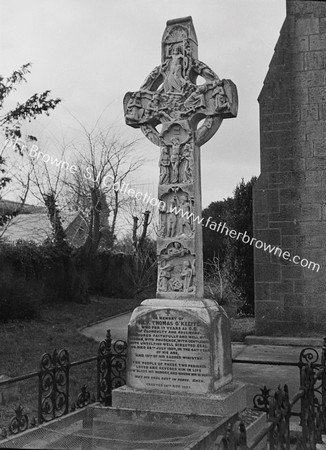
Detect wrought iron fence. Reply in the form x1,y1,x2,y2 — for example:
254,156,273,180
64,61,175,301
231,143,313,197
0,330,127,440
216,337,326,449
1,331,325,449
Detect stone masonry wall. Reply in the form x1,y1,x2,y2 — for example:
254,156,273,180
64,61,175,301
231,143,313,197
254,0,326,335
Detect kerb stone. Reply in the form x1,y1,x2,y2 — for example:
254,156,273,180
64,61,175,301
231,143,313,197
112,381,247,416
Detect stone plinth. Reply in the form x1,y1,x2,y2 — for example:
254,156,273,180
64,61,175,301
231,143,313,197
112,382,247,416
126,298,232,394
113,298,247,417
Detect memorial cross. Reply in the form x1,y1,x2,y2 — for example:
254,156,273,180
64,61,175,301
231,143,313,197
123,16,238,299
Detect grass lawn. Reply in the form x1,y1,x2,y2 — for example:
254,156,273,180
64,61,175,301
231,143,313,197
0,296,255,432
0,296,142,431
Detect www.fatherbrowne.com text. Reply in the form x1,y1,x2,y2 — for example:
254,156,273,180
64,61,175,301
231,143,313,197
169,203,320,273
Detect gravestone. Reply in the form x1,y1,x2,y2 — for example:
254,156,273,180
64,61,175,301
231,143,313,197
254,0,326,336
113,16,246,418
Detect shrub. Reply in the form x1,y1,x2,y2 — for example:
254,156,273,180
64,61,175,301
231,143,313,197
0,271,42,322
0,240,71,321
202,177,257,315
204,255,242,317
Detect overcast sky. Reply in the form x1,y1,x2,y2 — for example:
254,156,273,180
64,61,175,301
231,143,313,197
1,0,286,207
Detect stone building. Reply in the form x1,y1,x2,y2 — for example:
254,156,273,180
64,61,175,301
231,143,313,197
254,0,326,335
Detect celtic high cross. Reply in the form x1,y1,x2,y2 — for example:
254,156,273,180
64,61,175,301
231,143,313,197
123,16,238,299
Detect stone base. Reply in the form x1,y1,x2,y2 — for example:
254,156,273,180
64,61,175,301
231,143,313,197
112,381,247,416
126,298,233,395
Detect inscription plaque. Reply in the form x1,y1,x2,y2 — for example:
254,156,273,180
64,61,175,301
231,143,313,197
128,309,212,393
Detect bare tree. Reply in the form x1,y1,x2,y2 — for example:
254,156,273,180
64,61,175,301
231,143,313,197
116,194,157,297
129,203,153,253
132,211,150,252
204,253,242,315
64,121,144,247
1,107,146,302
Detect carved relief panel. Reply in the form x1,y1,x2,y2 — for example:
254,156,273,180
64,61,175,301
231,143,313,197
158,188,194,239
122,19,238,146
159,141,194,185
157,241,196,294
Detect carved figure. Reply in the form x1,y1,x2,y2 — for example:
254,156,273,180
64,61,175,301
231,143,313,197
170,137,181,183
141,125,161,146
165,43,173,60
181,260,195,292
126,92,144,122
193,59,217,81
195,117,214,144
167,195,178,237
140,65,161,90
144,93,172,122
158,263,174,291
213,84,230,112
178,194,193,237
182,40,192,79
163,46,186,93
169,241,180,253
184,84,207,112
165,242,189,259
180,143,193,183
159,146,170,184
158,201,167,237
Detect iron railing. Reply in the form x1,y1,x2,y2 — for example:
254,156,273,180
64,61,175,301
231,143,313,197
1,332,325,449
0,330,127,439
217,337,326,449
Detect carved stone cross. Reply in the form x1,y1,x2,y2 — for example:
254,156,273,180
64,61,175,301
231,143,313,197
123,16,238,299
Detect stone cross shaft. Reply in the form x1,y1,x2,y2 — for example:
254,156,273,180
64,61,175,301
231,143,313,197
123,16,238,299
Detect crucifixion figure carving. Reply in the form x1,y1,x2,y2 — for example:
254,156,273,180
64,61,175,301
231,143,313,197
123,16,238,299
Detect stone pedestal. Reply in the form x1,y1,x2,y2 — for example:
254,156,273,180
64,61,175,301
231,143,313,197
112,298,247,417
